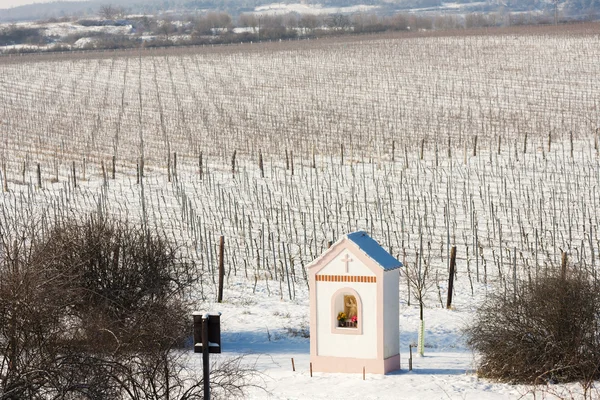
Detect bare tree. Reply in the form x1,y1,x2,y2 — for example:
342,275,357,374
158,18,177,40
298,14,320,34
238,13,258,32
403,221,435,356
327,14,351,31
99,4,120,20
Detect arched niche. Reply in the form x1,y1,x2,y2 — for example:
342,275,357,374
330,287,363,335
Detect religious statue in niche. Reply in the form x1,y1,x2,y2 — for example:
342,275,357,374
344,295,358,327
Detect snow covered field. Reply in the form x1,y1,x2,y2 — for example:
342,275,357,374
1,31,599,398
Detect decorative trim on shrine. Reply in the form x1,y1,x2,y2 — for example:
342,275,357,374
315,275,376,283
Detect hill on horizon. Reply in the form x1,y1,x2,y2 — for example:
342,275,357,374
1,0,598,24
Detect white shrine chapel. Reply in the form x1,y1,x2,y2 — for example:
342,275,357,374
307,231,403,374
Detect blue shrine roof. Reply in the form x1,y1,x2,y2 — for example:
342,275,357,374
346,231,403,271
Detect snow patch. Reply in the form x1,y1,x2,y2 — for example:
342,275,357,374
253,3,379,16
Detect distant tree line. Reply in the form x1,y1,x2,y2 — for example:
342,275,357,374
0,26,47,47
2,8,597,54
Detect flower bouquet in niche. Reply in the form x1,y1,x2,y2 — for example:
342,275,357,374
337,312,347,327
350,315,358,327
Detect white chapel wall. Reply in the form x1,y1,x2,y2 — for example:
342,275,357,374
383,269,400,358
316,281,378,359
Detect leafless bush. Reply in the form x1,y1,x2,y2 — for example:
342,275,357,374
466,268,600,384
0,26,45,46
0,215,260,399
285,325,310,338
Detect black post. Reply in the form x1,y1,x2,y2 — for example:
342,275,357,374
202,316,210,400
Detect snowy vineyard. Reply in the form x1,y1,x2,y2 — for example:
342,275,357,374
1,32,599,305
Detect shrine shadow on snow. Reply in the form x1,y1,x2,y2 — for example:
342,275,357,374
218,329,310,355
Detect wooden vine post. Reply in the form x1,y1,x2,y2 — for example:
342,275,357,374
231,150,236,177
173,152,177,181
36,163,41,188
199,152,203,179
258,149,264,178
72,161,77,188
168,151,171,182
446,246,457,309
285,149,289,170
101,161,107,186
1,161,7,192
570,131,574,158
561,251,568,281
218,235,225,303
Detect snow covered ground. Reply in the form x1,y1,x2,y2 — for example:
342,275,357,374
41,21,132,37
199,278,592,399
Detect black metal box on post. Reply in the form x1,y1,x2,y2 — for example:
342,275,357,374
193,312,221,353
192,312,221,400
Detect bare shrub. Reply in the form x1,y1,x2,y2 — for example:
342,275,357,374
285,323,310,338
0,215,261,399
0,26,45,46
466,268,600,384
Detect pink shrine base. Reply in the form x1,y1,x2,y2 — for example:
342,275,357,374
310,354,400,374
